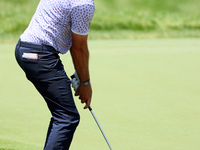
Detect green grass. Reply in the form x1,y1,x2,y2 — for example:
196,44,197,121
1,39,200,149
90,0,200,39
0,0,200,43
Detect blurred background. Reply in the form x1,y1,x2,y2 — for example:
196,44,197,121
0,0,200,42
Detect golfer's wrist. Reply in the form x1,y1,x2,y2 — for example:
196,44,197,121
80,79,90,86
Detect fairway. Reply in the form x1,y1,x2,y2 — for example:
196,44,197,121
1,38,200,150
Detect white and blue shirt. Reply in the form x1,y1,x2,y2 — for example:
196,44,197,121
20,0,95,54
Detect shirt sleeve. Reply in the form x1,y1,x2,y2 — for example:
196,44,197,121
71,4,95,35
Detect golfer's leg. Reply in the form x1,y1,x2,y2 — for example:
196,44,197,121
35,75,80,150
15,44,80,150
32,60,80,150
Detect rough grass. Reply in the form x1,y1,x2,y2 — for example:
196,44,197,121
90,0,200,38
0,0,200,42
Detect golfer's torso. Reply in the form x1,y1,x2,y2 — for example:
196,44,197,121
20,0,95,54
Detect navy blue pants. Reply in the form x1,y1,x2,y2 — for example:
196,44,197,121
15,40,80,150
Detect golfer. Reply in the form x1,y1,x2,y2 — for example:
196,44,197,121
15,0,94,149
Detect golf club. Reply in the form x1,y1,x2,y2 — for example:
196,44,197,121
71,73,112,150
87,105,113,150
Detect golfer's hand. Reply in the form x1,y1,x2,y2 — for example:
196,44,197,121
75,84,92,109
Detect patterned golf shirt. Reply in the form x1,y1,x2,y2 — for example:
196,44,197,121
20,0,95,54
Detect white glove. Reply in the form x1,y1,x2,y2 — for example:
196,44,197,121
71,71,91,92
71,71,80,92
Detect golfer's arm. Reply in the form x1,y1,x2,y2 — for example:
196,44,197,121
70,32,90,82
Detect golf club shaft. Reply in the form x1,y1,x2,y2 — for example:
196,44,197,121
88,106,113,150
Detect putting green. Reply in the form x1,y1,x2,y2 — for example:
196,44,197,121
0,38,200,150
